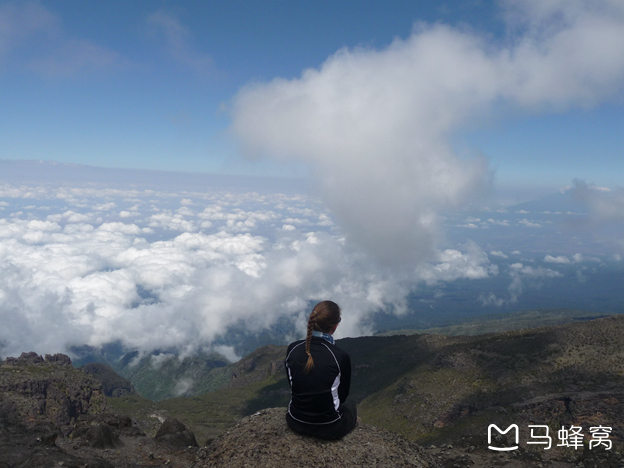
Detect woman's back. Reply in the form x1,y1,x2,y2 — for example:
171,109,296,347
283,301,357,440
285,336,351,425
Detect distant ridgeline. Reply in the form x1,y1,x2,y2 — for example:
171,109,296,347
375,308,615,337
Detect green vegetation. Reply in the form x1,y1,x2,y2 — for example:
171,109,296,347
114,351,231,401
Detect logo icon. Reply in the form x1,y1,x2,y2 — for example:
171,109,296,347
488,424,519,451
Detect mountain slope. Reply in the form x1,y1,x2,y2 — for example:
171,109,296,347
358,315,624,448
107,314,624,456
78,308,610,402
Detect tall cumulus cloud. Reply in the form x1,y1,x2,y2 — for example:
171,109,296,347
231,0,624,266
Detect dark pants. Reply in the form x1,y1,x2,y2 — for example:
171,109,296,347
286,400,358,440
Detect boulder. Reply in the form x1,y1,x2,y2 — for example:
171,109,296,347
73,423,122,449
195,408,436,468
155,417,199,447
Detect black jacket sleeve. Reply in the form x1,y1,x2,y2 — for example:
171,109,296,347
338,351,351,403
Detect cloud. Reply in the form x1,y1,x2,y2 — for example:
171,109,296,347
145,9,216,76
0,2,128,77
519,219,542,228
213,345,241,363
231,0,624,266
566,180,624,253
572,180,624,222
0,180,499,358
414,242,498,285
508,263,563,301
478,292,506,307
93,202,116,211
0,2,58,59
487,218,510,226
544,254,571,264
480,261,563,306
173,377,194,397
490,250,508,258
26,37,126,78
544,253,594,264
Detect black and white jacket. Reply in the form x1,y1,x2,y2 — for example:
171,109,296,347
284,336,352,425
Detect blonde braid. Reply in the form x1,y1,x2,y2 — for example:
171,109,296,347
303,311,317,374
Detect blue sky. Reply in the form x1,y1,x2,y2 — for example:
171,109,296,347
2,1,624,358
1,0,623,194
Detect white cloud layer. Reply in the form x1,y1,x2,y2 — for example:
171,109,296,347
0,181,497,358
231,0,624,266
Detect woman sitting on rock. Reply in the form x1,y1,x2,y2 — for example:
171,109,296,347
284,300,357,440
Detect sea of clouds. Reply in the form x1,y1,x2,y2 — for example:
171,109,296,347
2,165,623,360
0,166,502,359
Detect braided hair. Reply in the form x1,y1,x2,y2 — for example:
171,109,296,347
303,300,341,374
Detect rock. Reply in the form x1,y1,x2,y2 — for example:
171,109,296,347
0,352,106,436
195,408,436,468
155,417,199,447
0,397,114,468
38,430,59,446
15,351,44,365
44,353,73,366
73,424,122,449
72,412,145,440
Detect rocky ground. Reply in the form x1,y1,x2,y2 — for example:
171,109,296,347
0,393,199,467
422,437,623,468
193,408,624,468
194,407,436,468
2,402,623,467
2,350,624,467
0,352,200,467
